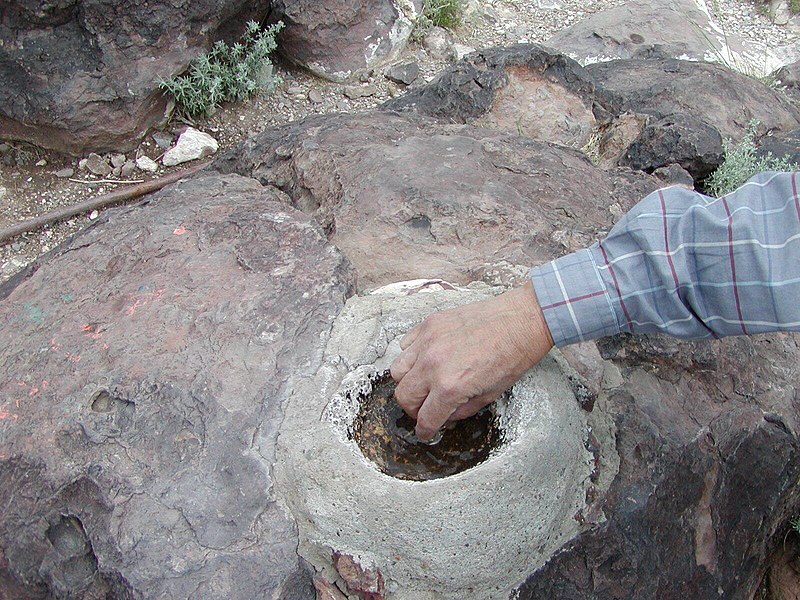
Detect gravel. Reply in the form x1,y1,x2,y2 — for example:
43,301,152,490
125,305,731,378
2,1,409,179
1,0,797,282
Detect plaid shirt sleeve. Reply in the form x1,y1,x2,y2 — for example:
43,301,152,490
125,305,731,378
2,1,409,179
530,171,800,346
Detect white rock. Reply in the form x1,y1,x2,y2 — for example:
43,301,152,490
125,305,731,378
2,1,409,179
0,186,6,200
453,44,476,61
136,156,159,173
162,127,219,167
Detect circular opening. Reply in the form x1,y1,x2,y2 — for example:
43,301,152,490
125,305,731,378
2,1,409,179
349,371,505,481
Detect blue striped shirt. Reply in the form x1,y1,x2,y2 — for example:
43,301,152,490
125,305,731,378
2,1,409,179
530,171,800,346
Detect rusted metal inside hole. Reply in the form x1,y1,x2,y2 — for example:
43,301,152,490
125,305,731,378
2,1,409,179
350,371,503,481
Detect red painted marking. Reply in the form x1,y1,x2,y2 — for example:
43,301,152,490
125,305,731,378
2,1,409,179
173,226,188,235
721,196,747,335
0,407,19,422
126,289,165,316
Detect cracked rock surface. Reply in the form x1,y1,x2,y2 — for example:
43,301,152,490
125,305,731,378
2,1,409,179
0,173,353,599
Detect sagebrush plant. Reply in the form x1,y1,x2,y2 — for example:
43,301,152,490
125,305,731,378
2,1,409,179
792,516,800,536
703,121,800,197
411,0,466,41
160,20,284,118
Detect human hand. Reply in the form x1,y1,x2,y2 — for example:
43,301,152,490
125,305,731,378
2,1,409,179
389,282,554,441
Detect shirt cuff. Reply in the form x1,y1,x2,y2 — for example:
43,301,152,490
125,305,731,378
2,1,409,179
530,248,621,346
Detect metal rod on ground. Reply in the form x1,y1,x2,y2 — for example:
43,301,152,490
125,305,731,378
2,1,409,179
0,160,213,246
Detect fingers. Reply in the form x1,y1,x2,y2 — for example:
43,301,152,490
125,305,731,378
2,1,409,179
390,342,419,382
399,322,423,350
415,388,457,441
393,364,429,419
446,392,497,423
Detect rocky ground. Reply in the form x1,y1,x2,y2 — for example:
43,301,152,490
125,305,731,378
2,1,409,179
0,0,796,280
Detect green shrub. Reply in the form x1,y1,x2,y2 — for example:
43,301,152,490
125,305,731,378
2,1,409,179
412,0,466,41
160,20,284,118
703,121,800,197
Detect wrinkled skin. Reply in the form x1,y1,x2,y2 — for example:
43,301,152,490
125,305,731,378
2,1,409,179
390,282,554,440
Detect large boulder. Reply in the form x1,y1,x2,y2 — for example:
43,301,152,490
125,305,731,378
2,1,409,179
0,173,354,599
586,57,800,142
384,44,604,149
519,333,800,599
384,45,800,180
0,0,270,155
267,0,422,82
546,0,799,70
213,110,660,290
214,108,800,598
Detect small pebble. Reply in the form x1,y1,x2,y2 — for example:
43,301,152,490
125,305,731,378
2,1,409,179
0,186,6,199
36,158,47,167
78,158,89,171
308,89,324,104
54,167,75,178
120,160,137,178
152,131,173,149
110,153,126,168
343,84,377,99
89,210,99,220
136,155,159,173
287,86,304,95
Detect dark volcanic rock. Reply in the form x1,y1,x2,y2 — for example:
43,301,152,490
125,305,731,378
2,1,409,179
620,114,724,179
385,61,420,85
268,0,422,83
383,44,603,148
383,46,800,177
775,59,800,90
0,0,270,155
214,111,660,289
520,333,800,600
758,128,800,164
0,173,353,599
587,57,800,141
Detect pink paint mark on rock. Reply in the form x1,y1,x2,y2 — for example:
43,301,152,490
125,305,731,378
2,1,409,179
332,552,385,599
125,288,165,316
313,576,348,600
173,225,188,235
0,407,19,422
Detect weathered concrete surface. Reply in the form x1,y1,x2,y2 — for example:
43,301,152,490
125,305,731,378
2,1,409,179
0,173,354,599
0,0,270,155
214,110,660,290
275,287,607,599
267,0,422,83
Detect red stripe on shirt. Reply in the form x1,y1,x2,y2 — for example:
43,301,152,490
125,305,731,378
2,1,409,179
599,242,634,329
541,289,608,311
721,196,747,335
660,190,680,288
